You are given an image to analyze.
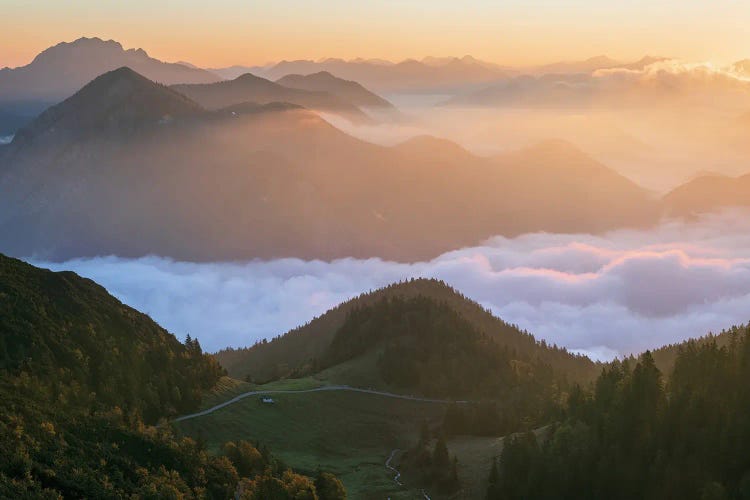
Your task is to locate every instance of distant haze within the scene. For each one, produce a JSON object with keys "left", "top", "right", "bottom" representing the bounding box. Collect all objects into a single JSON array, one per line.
[
  {"left": 2, "top": 2, "right": 750, "bottom": 68},
  {"left": 30, "top": 209, "right": 750, "bottom": 361}
]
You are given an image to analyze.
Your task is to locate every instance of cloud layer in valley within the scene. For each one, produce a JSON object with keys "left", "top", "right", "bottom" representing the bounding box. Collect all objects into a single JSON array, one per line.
[{"left": 31, "top": 210, "right": 750, "bottom": 361}]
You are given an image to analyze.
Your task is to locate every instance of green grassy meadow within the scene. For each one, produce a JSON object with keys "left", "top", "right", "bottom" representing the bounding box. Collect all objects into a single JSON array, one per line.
[{"left": 174, "top": 377, "right": 450, "bottom": 498}]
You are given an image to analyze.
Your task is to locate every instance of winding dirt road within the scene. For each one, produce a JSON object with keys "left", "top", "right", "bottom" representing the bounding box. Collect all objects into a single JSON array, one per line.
[{"left": 173, "top": 385, "right": 468, "bottom": 423}]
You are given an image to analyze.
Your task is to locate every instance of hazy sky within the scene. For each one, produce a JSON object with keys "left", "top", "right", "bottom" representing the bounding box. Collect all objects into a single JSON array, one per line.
[{"left": 2, "top": 0, "right": 749, "bottom": 68}]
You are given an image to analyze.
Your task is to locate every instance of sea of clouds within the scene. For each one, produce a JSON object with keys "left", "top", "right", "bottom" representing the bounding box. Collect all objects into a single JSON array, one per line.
[{"left": 31, "top": 210, "right": 750, "bottom": 361}]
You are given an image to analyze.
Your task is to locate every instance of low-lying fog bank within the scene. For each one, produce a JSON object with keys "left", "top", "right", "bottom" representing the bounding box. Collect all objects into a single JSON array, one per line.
[{"left": 30, "top": 209, "right": 750, "bottom": 361}]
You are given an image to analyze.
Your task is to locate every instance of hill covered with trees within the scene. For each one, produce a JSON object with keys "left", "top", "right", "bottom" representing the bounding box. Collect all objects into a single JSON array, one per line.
[
  {"left": 488, "top": 324, "right": 750, "bottom": 499},
  {"left": 0, "top": 254, "right": 345, "bottom": 498},
  {"left": 215, "top": 279, "right": 598, "bottom": 386},
  {"left": 0, "top": 253, "right": 224, "bottom": 423},
  {"left": 216, "top": 279, "right": 598, "bottom": 435}
]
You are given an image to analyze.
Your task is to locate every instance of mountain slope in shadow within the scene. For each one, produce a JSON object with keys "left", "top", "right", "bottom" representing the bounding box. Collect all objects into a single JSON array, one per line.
[
  {"left": 172, "top": 72, "right": 371, "bottom": 122},
  {"left": 0, "top": 68, "right": 661, "bottom": 262}
]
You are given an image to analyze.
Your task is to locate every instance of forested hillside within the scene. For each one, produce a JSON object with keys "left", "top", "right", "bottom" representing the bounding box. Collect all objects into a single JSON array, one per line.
[
  {"left": 0, "top": 254, "right": 345, "bottom": 498},
  {"left": 327, "top": 295, "right": 568, "bottom": 431},
  {"left": 488, "top": 325, "right": 750, "bottom": 499},
  {"left": 215, "top": 280, "right": 599, "bottom": 438},
  {"left": 215, "top": 279, "right": 598, "bottom": 385},
  {"left": 0, "top": 253, "right": 224, "bottom": 422}
]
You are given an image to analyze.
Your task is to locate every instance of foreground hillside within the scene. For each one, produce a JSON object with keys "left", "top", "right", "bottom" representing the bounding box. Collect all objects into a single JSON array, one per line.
[
  {"left": 200, "top": 285, "right": 750, "bottom": 499},
  {"left": 0, "top": 68, "right": 661, "bottom": 262},
  {"left": 490, "top": 325, "right": 750, "bottom": 499},
  {"left": 0, "top": 253, "right": 345, "bottom": 498},
  {"left": 175, "top": 377, "right": 450, "bottom": 499},
  {"left": 0, "top": 252, "right": 224, "bottom": 422}
]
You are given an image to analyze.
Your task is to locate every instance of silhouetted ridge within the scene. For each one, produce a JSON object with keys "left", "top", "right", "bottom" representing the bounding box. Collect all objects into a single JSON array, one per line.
[
  {"left": 0, "top": 36, "right": 220, "bottom": 109},
  {"left": 14, "top": 67, "right": 202, "bottom": 144},
  {"left": 218, "top": 101, "right": 304, "bottom": 115},
  {"left": 276, "top": 71, "right": 394, "bottom": 108},
  {"left": 662, "top": 173, "right": 750, "bottom": 215},
  {"left": 172, "top": 72, "right": 370, "bottom": 121},
  {"left": 30, "top": 37, "right": 126, "bottom": 66}
]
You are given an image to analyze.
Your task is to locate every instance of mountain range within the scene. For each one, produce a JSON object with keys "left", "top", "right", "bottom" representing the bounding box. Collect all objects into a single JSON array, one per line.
[
  {"left": 3, "top": 33, "right": 750, "bottom": 500},
  {"left": 0, "top": 37, "right": 219, "bottom": 103},
  {"left": 212, "top": 55, "right": 673, "bottom": 94},
  {"left": 0, "top": 37, "right": 220, "bottom": 133},
  {"left": 0, "top": 67, "right": 663, "bottom": 262},
  {"left": 275, "top": 71, "right": 395, "bottom": 110},
  {"left": 0, "top": 37, "right": 400, "bottom": 135},
  {"left": 171, "top": 72, "right": 373, "bottom": 122}
]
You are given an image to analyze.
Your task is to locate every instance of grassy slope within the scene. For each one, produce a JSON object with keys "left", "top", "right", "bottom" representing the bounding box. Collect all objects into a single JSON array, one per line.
[
  {"left": 177, "top": 375, "right": 547, "bottom": 498},
  {"left": 174, "top": 377, "right": 449, "bottom": 499}
]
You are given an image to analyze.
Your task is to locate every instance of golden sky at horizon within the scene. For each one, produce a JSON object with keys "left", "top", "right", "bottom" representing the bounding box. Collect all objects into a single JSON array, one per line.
[{"left": 2, "top": 0, "right": 749, "bottom": 69}]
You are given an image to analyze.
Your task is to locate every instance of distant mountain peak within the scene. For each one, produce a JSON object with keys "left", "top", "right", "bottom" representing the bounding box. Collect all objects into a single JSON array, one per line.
[
  {"left": 71, "top": 36, "right": 122, "bottom": 47},
  {"left": 30, "top": 36, "right": 127, "bottom": 65},
  {"left": 0, "top": 37, "right": 220, "bottom": 103},
  {"left": 274, "top": 71, "right": 394, "bottom": 109},
  {"left": 75, "top": 66, "right": 187, "bottom": 99},
  {"left": 128, "top": 47, "right": 149, "bottom": 57},
  {"left": 14, "top": 67, "right": 202, "bottom": 144},
  {"left": 309, "top": 70, "right": 337, "bottom": 79},
  {"left": 235, "top": 72, "right": 265, "bottom": 81}
]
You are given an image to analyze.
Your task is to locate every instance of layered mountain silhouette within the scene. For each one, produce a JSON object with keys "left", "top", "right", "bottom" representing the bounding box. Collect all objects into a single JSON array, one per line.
[
  {"left": 0, "top": 68, "right": 663, "bottom": 262},
  {"left": 0, "top": 37, "right": 219, "bottom": 105},
  {"left": 275, "top": 71, "right": 394, "bottom": 109},
  {"left": 212, "top": 54, "right": 675, "bottom": 94},
  {"left": 663, "top": 173, "right": 750, "bottom": 216},
  {"left": 12, "top": 67, "right": 203, "bottom": 146},
  {"left": 249, "top": 56, "right": 508, "bottom": 92},
  {"left": 172, "top": 72, "right": 371, "bottom": 122},
  {"left": 0, "top": 37, "right": 220, "bottom": 136},
  {"left": 208, "top": 64, "right": 270, "bottom": 80}
]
